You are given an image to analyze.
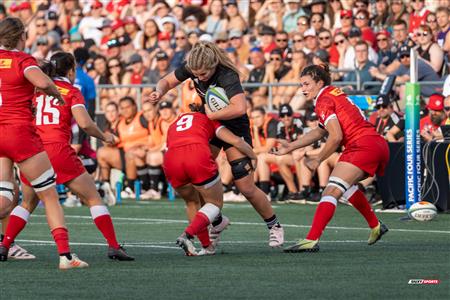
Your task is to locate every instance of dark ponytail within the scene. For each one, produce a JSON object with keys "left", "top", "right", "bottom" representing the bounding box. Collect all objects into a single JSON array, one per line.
[
  {"left": 40, "top": 51, "right": 76, "bottom": 78},
  {"left": 301, "top": 64, "right": 331, "bottom": 86}
]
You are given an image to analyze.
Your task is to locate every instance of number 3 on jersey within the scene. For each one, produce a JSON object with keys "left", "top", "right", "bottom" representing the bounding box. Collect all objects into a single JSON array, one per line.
[{"left": 35, "top": 95, "right": 60, "bottom": 125}]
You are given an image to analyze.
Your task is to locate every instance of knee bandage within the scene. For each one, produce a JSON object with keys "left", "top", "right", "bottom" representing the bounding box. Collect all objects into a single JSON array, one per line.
[
  {"left": 327, "top": 176, "right": 350, "bottom": 194},
  {"left": 230, "top": 157, "right": 253, "bottom": 180},
  {"left": 342, "top": 185, "right": 358, "bottom": 199},
  {"left": 0, "top": 181, "right": 14, "bottom": 202},
  {"left": 31, "top": 168, "right": 56, "bottom": 192}
]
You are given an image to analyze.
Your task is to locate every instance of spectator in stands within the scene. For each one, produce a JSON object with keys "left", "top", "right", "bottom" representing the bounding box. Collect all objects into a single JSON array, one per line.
[
  {"left": 317, "top": 28, "right": 333, "bottom": 52},
  {"left": 372, "top": 0, "right": 389, "bottom": 32},
  {"left": 68, "top": 8, "right": 83, "bottom": 36},
  {"left": 32, "top": 36, "right": 51, "bottom": 60},
  {"left": 226, "top": 47, "right": 249, "bottom": 81},
  {"left": 436, "top": 7, "right": 450, "bottom": 52},
  {"left": 249, "top": 0, "right": 264, "bottom": 28},
  {"left": 255, "top": 0, "right": 285, "bottom": 31},
  {"left": 275, "top": 31, "right": 290, "bottom": 57},
  {"left": 260, "top": 49, "right": 292, "bottom": 107},
  {"left": 310, "top": 13, "right": 325, "bottom": 34},
  {"left": 420, "top": 94, "right": 447, "bottom": 142},
  {"left": 409, "top": 0, "right": 430, "bottom": 34},
  {"left": 343, "top": 41, "right": 376, "bottom": 91},
  {"left": 144, "top": 51, "right": 173, "bottom": 84},
  {"left": 0, "top": 4, "right": 6, "bottom": 22},
  {"left": 171, "top": 29, "right": 190, "bottom": 69},
  {"left": 124, "top": 16, "right": 141, "bottom": 45},
  {"left": 343, "top": 27, "right": 378, "bottom": 71},
  {"left": 259, "top": 25, "right": 278, "bottom": 57},
  {"left": 338, "top": 9, "right": 353, "bottom": 36},
  {"left": 61, "top": 34, "right": 72, "bottom": 53},
  {"left": 283, "top": 0, "right": 305, "bottom": 33},
  {"left": 268, "top": 104, "right": 304, "bottom": 202},
  {"left": 229, "top": 30, "right": 249, "bottom": 64},
  {"left": 74, "top": 47, "right": 97, "bottom": 119},
  {"left": 303, "top": 28, "right": 319, "bottom": 54},
  {"left": 375, "top": 30, "right": 396, "bottom": 68},
  {"left": 426, "top": 12, "right": 439, "bottom": 40},
  {"left": 444, "top": 96, "right": 450, "bottom": 124},
  {"left": 353, "top": 0, "right": 369, "bottom": 12},
  {"left": 291, "top": 32, "right": 305, "bottom": 52},
  {"left": 387, "top": 0, "right": 409, "bottom": 28},
  {"left": 328, "top": 0, "right": 343, "bottom": 32},
  {"left": 307, "top": 0, "right": 331, "bottom": 29},
  {"left": 225, "top": 0, "right": 247, "bottom": 32},
  {"left": 296, "top": 15, "right": 310, "bottom": 37},
  {"left": 201, "top": 0, "right": 227, "bottom": 39},
  {"left": 354, "top": 9, "right": 376, "bottom": 49},
  {"left": 78, "top": 1, "right": 105, "bottom": 46},
  {"left": 246, "top": 47, "right": 267, "bottom": 101},
  {"left": 250, "top": 107, "right": 279, "bottom": 198},
  {"left": 46, "top": 11, "right": 63, "bottom": 40},
  {"left": 137, "top": 19, "right": 160, "bottom": 51},
  {"left": 416, "top": 24, "right": 444, "bottom": 75},
  {"left": 28, "top": 17, "right": 48, "bottom": 53},
  {"left": 214, "top": 31, "right": 229, "bottom": 50},
  {"left": 373, "top": 95, "right": 403, "bottom": 139}
]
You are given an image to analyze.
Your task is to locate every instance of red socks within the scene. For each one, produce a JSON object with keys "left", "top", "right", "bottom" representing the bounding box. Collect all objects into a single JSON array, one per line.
[
  {"left": 51, "top": 227, "right": 70, "bottom": 254},
  {"left": 90, "top": 206, "right": 120, "bottom": 249},
  {"left": 186, "top": 211, "right": 210, "bottom": 246},
  {"left": 306, "top": 196, "right": 337, "bottom": 241},
  {"left": 1, "top": 206, "right": 30, "bottom": 249},
  {"left": 348, "top": 189, "right": 379, "bottom": 228}
]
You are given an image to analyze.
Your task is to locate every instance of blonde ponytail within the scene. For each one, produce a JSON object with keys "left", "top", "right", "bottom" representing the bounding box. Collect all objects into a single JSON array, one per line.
[{"left": 186, "top": 41, "right": 241, "bottom": 77}]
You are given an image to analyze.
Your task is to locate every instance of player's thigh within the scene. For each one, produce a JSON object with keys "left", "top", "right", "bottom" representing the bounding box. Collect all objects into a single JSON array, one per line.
[
  {"left": 195, "top": 180, "right": 223, "bottom": 209},
  {"left": 66, "top": 172, "right": 102, "bottom": 206},
  {"left": 323, "top": 161, "right": 366, "bottom": 199},
  {"left": 146, "top": 150, "right": 163, "bottom": 165},
  {"left": 98, "top": 147, "right": 122, "bottom": 169},
  {"left": 18, "top": 151, "right": 54, "bottom": 182}
]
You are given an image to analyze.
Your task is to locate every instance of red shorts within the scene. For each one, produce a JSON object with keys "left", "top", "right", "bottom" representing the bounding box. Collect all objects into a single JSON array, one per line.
[
  {"left": 21, "top": 143, "right": 85, "bottom": 186},
  {"left": 0, "top": 124, "right": 44, "bottom": 163},
  {"left": 339, "top": 135, "right": 389, "bottom": 177},
  {"left": 163, "top": 144, "right": 218, "bottom": 188}
]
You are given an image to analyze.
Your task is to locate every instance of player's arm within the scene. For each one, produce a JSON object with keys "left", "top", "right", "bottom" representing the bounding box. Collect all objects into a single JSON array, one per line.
[
  {"left": 145, "top": 71, "right": 182, "bottom": 104},
  {"left": 24, "top": 68, "right": 65, "bottom": 105},
  {"left": 206, "top": 92, "right": 247, "bottom": 121},
  {"left": 72, "top": 106, "right": 117, "bottom": 145},
  {"left": 216, "top": 127, "right": 257, "bottom": 162},
  {"left": 316, "top": 118, "right": 343, "bottom": 163},
  {"left": 273, "top": 126, "right": 327, "bottom": 155}
]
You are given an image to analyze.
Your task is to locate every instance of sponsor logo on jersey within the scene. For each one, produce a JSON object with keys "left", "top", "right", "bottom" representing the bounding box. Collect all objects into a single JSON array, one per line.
[
  {"left": 0, "top": 59, "right": 12, "bottom": 69},
  {"left": 56, "top": 85, "right": 70, "bottom": 96}
]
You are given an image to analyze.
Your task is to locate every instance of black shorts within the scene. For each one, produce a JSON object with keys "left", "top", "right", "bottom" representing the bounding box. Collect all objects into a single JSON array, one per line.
[{"left": 210, "top": 116, "right": 252, "bottom": 151}]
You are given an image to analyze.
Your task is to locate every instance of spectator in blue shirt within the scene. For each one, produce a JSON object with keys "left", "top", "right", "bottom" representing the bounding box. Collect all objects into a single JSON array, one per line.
[
  {"left": 343, "top": 41, "right": 377, "bottom": 93},
  {"left": 74, "top": 47, "right": 97, "bottom": 119}
]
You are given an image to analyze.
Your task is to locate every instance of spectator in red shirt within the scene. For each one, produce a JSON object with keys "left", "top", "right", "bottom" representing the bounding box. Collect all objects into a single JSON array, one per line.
[
  {"left": 409, "top": 0, "right": 430, "bottom": 34},
  {"left": 420, "top": 94, "right": 447, "bottom": 141},
  {"left": 354, "top": 9, "right": 376, "bottom": 49}
]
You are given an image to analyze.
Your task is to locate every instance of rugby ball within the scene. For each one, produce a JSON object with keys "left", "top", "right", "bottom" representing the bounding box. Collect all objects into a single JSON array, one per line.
[
  {"left": 408, "top": 201, "right": 437, "bottom": 221},
  {"left": 205, "top": 86, "right": 230, "bottom": 112}
]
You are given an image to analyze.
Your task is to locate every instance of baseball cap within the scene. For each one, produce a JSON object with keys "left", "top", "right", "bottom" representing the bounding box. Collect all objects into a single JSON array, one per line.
[
  {"left": 36, "top": 36, "right": 49, "bottom": 46},
  {"left": 340, "top": 9, "right": 353, "bottom": 18},
  {"left": 427, "top": 94, "right": 444, "bottom": 111},
  {"left": 111, "top": 20, "right": 124, "bottom": 31},
  {"left": 376, "top": 29, "right": 390, "bottom": 38},
  {"left": 229, "top": 29, "right": 243, "bottom": 39},
  {"left": 159, "top": 101, "right": 173, "bottom": 110},
  {"left": 215, "top": 31, "right": 229, "bottom": 42},
  {"left": 284, "top": 0, "right": 300, "bottom": 3},
  {"left": 313, "top": 49, "right": 329, "bottom": 63},
  {"left": 375, "top": 95, "right": 390, "bottom": 108},
  {"left": 185, "top": 15, "right": 198, "bottom": 22},
  {"left": 47, "top": 11, "right": 58, "bottom": 20},
  {"left": 279, "top": 104, "right": 294, "bottom": 117},
  {"left": 107, "top": 38, "right": 121, "bottom": 48},
  {"left": 155, "top": 51, "right": 169, "bottom": 61},
  {"left": 124, "top": 16, "right": 138, "bottom": 25},
  {"left": 91, "top": 1, "right": 103, "bottom": 9},
  {"left": 348, "top": 27, "right": 362, "bottom": 38},
  {"left": 259, "top": 25, "right": 276, "bottom": 36},
  {"left": 304, "top": 28, "right": 316, "bottom": 38},
  {"left": 225, "top": 0, "right": 238, "bottom": 6},
  {"left": 306, "top": 111, "right": 318, "bottom": 121},
  {"left": 128, "top": 53, "right": 143, "bottom": 65},
  {"left": 158, "top": 32, "right": 171, "bottom": 41},
  {"left": 70, "top": 32, "right": 83, "bottom": 43},
  {"left": 98, "top": 19, "right": 112, "bottom": 30},
  {"left": 397, "top": 45, "right": 411, "bottom": 58}
]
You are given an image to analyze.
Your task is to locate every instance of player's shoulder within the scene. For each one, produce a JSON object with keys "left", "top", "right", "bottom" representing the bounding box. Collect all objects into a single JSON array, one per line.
[{"left": 54, "top": 79, "right": 79, "bottom": 97}]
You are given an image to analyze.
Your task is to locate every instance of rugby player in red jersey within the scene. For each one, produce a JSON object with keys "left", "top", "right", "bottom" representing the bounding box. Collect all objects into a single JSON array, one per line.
[
  {"left": 0, "top": 17, "right": 87, "bottom": 269},
  {"left": 18, "top": 52, "right": 133, "bottom": 261},
  {"left": 164, "top": 104, "right": 256, "bottom": 256},
  {"left": 274, "top": 64, "right": 390, "bottom": 252}
]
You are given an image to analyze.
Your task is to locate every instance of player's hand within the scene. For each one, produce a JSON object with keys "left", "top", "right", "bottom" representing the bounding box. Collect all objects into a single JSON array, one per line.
[
  {"left": 103, "top": 132, "right": 118, "bottom": 146},
  {"left": 54, "top": 93, "right": 65, "bottom": 106},
  {"left": 144, "top": 90, "right": 162, "bottom": 104},
  {"left": 271, "top": 139, "right": 291, "bottom": 156},
  {"left": 204, "top": 104, "right": 216, "bottom": 120},
  {"left": 304, "top": 156, "right": 320, "bottom": 173}
]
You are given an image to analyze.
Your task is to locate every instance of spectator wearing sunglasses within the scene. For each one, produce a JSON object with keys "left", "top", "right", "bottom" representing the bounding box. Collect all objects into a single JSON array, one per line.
[
  {"left": 372, "top": 95, "right": 403, "bottom": 140},
  {"left": 354, "top": 9, "right": 376, "bottom": 49},
  {"left": 416, "top": 24, "right": 444, "bottom": 74},
  {"left": 420, "top": 94, "right": 447, "bottom": 142},
  {"left": 282, "top": 0, "right": 306, "bottom": 33},
  {"left": 375, "top": 30, "right": 395, "bottom": 68}
]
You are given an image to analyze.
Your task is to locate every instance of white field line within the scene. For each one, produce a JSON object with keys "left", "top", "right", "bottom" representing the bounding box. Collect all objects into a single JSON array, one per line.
[
  {"left": 32, "top": 214, "right": 450, "bottom": 234},
  {"left": 15, "top": 239, "right": 367, "bottom": 249}
]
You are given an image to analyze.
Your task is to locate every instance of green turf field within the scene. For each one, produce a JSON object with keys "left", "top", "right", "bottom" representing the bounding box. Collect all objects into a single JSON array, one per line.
[{"left": 0, "top": 199, "right": 449, "bottom": 299}]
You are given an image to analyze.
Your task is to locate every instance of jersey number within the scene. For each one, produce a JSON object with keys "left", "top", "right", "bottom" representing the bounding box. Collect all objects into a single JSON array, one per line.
[
  {"left": 176, "top": 115, "right": 193, "bottom": 132},
  {"left": 36, "top": 95, "right": 60, "bottom": 125}
]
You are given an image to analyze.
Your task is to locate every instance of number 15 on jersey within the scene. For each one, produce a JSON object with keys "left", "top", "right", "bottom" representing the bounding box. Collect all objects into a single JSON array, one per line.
[{"left": 35, "top": 95, "right": 60, "bottom": 125}]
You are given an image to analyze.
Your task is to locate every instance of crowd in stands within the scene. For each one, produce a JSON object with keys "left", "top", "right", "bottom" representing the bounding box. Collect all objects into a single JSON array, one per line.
[{"left": 2, "top": 0, "right": 450, "bottom": 203}]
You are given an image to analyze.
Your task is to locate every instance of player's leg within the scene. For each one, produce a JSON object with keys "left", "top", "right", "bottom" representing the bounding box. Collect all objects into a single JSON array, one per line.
[
  {"left": 284, "top": 162, "right": 365, "bottom": 253},
  {"left": 2, "top": 152, "right": 88, "bottom": 268},
  {"left": 225, "top": 147, "right": 284, "bottom": 247},
  {"left": 143, "top": 150, "right": 164, "bottom": 200},
  {"left": 66, "top": 172, "right": 134, "bottom": 260},
  {"left": 97, "top": 146, "right": 122, "bottom": 204},
  {"left": 0, "top": 160, "right": 35, "bottom": 260}
]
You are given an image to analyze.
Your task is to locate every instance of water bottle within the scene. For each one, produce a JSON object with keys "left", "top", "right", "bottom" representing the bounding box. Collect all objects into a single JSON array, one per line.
[
  {"left": 134, "top": 180, "right": 141, "bottom": 201},
  {"left": 167, "top": 183, "right": 175, "bottom": 201},
  {"left": 115, "top": 181, "right": 122, "bottom": 204}
]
